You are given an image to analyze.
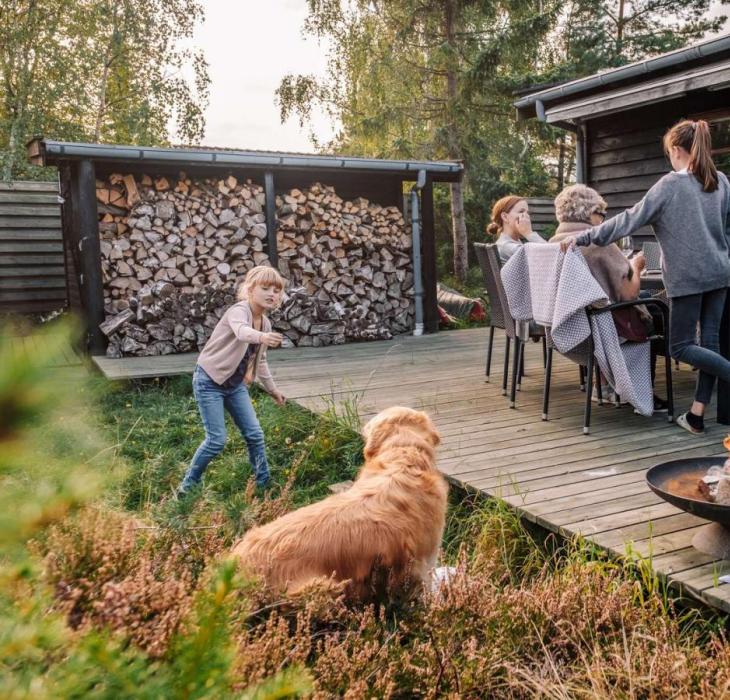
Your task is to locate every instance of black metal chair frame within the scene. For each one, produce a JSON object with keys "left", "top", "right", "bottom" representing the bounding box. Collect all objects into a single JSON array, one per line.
[
  {"left": 474, "top": 242, "right": 546, "bottom": 405},
  {"left": 540, "top": 297, "right": 674, "bottom": 435}
]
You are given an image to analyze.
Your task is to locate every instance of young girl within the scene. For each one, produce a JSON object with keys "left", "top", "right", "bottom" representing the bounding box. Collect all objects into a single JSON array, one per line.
[
  {"left": 487, "top": 195, "right": 545, "bottom": 264},
  {"left": 178, "top": 265, "right": 287, "bottom": 495},
  {"left": 560, "top": 120, "right": 730, "bottom": 434}
]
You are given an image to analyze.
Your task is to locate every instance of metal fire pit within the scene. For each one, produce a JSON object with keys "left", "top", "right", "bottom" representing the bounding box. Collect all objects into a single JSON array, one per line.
[{"left": 646, "top": 457, "right": 730, "bottom": 559}]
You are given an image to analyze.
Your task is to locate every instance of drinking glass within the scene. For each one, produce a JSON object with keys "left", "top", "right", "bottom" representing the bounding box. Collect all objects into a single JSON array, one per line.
[{"left": 618, "top": 236, "right": 633, "bottom": 255}]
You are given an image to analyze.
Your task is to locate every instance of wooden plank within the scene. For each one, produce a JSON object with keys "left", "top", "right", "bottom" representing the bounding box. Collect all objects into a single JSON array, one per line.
[
  {"left": 1, "top": 266, "right": 65, "bottom": 277},
  {"left": 0, "top": 204, "right": 62, "bottom": 217},
  {"left": 0, "top": 289, "right": 67, "bottom": 301},
  {"left": 591, "top": 142, "right": 664, "bottom": 167},
  {"left": 592, "top": 173, "right": 664, "bottom": 194},
  {"left": 0, "top": 242, "right": 63, "bottom": 253},
  {"left": 0, "top": 277, "right": 67, "bottom": 289},
  {"left": 0, "top": 181, "right": 58, "bottom": 192},
  {"left": 0, "top": 229, "right": 62, "bottom": 241},
  {"left": 0, "top": 298, "right": 67, "bottom": 313},
  {"left": 0, "top": 192, "right": 60, "bottom": 204},
  {"left": 590, "top": 157, "right": 668, "bottom": 182},
  {"left": 0, "top": 216, "right": 62, "bottom": 228},
  {"left": 0, "top": 254, "right": 67, "bottom": 266}
]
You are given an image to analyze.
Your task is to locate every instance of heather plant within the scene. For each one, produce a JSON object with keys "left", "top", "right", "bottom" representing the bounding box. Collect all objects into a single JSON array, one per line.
[{"left": 6, "top": 321, "right": 730, "bottom": 698}]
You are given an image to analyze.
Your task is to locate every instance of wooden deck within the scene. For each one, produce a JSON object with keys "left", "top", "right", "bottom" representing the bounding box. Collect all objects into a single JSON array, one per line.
[
  {"left": 95, "top": 328, "right": 730, "bottom": 613},
  {"left": 3, "top": 330, "right": 83, "bottom": 368}
]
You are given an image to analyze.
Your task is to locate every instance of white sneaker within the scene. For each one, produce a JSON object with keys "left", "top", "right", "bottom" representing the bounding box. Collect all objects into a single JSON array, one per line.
[
  {"left": 591, "top": 385, "right": 611, "bottom": 403},
  {"left": 592, "top": 386, "right": 624, "bottom": 404}
]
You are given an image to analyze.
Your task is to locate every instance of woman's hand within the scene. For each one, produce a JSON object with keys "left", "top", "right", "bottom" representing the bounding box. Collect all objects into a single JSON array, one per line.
[
  {"left": 260, "top": 332, "right": 283, "bottom": 348},
  {"left": 516, "top": 212, "right": 532, "bottom": 239},
  {"left": 632, "top": 250, "right": 646, "bottom": 273},
  {"left": 559, "top": 235, "right": 578, "bottom": 253},
  {"left": 271, "top": 391, "right": 286, "bottom": 406}
]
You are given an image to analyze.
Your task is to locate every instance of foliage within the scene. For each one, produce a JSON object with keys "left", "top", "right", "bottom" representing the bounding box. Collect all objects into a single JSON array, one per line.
[
  {"left": 543, "top": 0, "right": 726, "bottom": 82},
  {"left": 280, "top": 0, "right": 726, "bottom": 280},
  {"left": 0, "top": 0, "right": 210, "bottom": 181},
  {"left": 5, "top": 322, "right": 730, "bottom": 697},
  {"left": 278, "top": 0, "right": 557, "bottom": 281}
]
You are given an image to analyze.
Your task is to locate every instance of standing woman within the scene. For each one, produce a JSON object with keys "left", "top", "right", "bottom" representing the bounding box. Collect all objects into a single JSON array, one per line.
[
  {"left": 559, "top": 120, "right": 730, "bottom": 434},
  {"left": 488, "top": 196, "right": 545, "bottom": 264}
]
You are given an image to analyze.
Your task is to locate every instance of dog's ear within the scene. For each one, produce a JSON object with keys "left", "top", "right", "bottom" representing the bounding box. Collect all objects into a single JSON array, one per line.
[
  {"left": 364, "top": 420, "right": 391, "bottom": 460},
  {"left": 412, "top": 410, "right": 440, "bottom": 447}
]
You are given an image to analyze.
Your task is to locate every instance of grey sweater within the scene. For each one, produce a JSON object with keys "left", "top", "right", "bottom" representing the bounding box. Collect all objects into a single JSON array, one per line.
[
  {"left": 496, "top": 230, "right": 544, "bottom": 264},
  {"left": 197, "top": 301, "right": 278, "bottom": 392},
  {"left": 575, "top": 170, "right": 730, "bottom": 298}
]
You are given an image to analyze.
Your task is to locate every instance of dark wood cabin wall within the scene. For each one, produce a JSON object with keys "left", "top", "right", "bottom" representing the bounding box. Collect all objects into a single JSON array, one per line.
[
  {"left": 587, "top": 90, "right": 730, "bottom": 243},
  {"left": 0, "top": 181, "right": 67, "bottom": 314}
]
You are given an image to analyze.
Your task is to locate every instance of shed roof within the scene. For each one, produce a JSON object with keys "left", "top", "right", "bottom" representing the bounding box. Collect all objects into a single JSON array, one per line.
[
  {"left": 28, "top": 139, "right": 463, "bottom": 182},
  {"left": 515, "top": 33, "right": 730, "bottom": 123}
]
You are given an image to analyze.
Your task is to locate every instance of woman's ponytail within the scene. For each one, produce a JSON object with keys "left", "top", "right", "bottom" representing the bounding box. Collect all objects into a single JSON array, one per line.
[
  {"left": 664, "top": 119, "right": 718, "bottom": 193},
  {"left": 689, "top": 120, "right": 718, "bottom": 193},
  {"left": 486, "top": 221, "right": 501, "bottom": 237}
]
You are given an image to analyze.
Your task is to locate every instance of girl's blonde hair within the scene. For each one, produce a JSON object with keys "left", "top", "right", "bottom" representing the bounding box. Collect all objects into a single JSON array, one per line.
[
  {"left": 237, "top": 265, "right": 286, "bottom": 305},
  {"left": 486, "top": 195, "right": 526, "bottom": 237},
  {"left": 663, "top": 119, "right": 718, "bottom": 192}
]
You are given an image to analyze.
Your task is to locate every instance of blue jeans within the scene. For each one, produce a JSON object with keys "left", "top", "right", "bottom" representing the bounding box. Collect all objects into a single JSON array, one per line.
[
  {"left": 179, "top": 366, "right": 270, "bottom": 492},
  {"left": 670, "top": 288, "right": 730, "bottom": 406}
]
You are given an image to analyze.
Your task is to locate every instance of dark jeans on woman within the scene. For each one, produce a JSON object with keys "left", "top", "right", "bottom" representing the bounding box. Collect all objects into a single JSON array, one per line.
[
  {"left": 179, "top": 365, "right": 270, "bottom": 493},
  {"left": 669, "top": 287, "right": 730, "bottom": 406}
]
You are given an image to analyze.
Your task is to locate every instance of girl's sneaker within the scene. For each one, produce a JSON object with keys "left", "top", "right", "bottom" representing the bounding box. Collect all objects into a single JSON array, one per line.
[{"left": 677, "top": 412, "right": 705, "bottom": 435}]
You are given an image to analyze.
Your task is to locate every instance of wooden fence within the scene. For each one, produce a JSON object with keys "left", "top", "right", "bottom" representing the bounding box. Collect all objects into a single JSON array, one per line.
[
  {"left": 0, "top": 181, "right": 67, "bottom": 314},
  {"left": 526, "top": 197, "right": 556, "bottom": 235}
]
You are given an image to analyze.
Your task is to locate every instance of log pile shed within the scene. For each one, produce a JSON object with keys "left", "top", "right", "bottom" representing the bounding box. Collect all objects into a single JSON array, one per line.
[{"left": 28, "top": 140, "right": 462, "bottom": 355}]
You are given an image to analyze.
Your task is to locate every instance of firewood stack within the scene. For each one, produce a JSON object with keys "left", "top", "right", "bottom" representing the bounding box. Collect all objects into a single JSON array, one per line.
[
  {"left": 273, "top": 183, "right": 414, "bottom": 345},
  {"left": 96, "top": 174, "right": 414, "bottom": 357}
]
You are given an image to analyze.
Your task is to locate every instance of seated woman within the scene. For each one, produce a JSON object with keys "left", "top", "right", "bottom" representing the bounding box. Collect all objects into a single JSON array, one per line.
[
  {"left": 488, "top": 196, "right": 545, "bottom": 264},
  {"left": 550, "top": 185, "right": 644, "bottom": 302},
  {"left": 549, "top": 184, "right": 667, "bottom": 412}
]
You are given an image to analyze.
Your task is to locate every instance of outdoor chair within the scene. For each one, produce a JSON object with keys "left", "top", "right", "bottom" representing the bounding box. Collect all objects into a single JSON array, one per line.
[
  {"left": 473, "top": 242, "right": 546, "bottom": 407},
  {"left": 541, "top": 297, "right": 674, "bottom": 434}
]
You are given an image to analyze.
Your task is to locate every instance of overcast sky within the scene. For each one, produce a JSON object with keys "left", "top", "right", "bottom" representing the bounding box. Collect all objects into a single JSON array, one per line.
[
  {"left": 194, "top": 0, "right": 730, "bottom": 154},
  {"left": 194, "top": 0, "right": 335, "bottom": 152}
]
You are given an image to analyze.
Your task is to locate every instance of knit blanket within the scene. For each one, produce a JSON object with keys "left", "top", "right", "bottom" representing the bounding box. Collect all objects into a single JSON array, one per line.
[{"left": 501, "top": 244, "right": 653, "bottom": 416}]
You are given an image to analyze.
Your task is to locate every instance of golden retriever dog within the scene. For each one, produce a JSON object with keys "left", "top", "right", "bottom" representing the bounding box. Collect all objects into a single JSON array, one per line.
[{"left": 232, "top": 406, "right": 448, "bottom": 601}]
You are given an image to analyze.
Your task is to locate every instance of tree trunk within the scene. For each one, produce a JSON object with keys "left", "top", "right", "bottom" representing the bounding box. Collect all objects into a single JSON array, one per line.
[
  {"left": 615, "top": 0, "right": 626, "bottom": 57},
  {"left": 450, "top": 181, "right": 468, "bottom": 281},
  {"left": 2, "top": 106, "right": 24, "bottom": 181},
  {"left": 93, "top": 59, "right": 111, "bottom": 142},
  {"left": 443, "top": 0, "right": 468, "bottom": 283}
]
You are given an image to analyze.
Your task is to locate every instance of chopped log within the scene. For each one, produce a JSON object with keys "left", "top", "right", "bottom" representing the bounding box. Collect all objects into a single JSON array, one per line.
[{"left": 99, "top": 176, "right": 414, "bottom": 356}]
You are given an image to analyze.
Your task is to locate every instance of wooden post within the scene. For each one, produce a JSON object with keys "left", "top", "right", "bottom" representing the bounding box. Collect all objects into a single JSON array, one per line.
[
  {"left": 718, "top": 295, "right": 730, "bottom": 424},
  {"left": 264, "top": 171, "right": 279, "bottom": 267},
  {"left": 420, "top": 177, "right": 438, "bottom": 333},
  {"left": 59, "top": 165, "right": 80, "bottom": 311},
  {"left": 72, "top": 159, "right": 106, "bottom": 355}
]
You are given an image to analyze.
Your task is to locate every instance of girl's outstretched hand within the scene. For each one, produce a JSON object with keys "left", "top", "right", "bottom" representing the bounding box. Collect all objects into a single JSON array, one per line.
[
  {"left": 271, "top": 391, "right": 286, "bottom": 406},
  {"left": 261, "top": 332, "right": 283, "bottom": 348}
]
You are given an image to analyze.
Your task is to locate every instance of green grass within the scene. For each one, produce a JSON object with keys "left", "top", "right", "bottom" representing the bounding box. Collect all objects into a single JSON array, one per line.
[
  {"left": 7, "top": 323, "right": 730, "bottom": 698},
  {"left": 96, "top": 376, "right": 363, "bottom": 531}
]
